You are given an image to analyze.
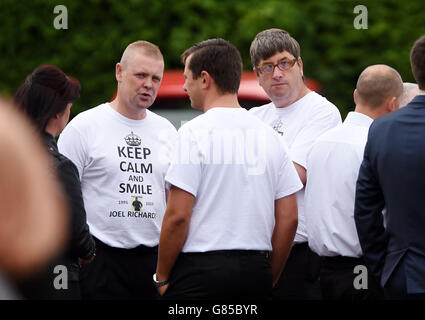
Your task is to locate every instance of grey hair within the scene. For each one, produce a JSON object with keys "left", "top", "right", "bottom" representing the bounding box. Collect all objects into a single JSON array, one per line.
[{"left": 250, "top": 28, "right": 301, "bottom": 69}]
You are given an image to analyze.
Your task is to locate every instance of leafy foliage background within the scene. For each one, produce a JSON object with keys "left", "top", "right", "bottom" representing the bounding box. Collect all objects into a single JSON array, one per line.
[{"left": 1, "top": 0, "right": 424, "bottom": 119}]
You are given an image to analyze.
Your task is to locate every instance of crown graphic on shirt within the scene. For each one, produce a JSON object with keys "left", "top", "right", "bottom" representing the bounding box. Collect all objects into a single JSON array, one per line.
[
  {"left": 124, "top": 131, "right": 141, "bottom": 146},
  {"left": 273, "top": 120, "right": 284, "bottom": 136}
]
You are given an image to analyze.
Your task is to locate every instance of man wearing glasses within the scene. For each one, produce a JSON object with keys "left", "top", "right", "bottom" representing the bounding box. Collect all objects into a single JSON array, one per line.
[{"left": 249, "top": 28, "right": 342, "bottom": 300}]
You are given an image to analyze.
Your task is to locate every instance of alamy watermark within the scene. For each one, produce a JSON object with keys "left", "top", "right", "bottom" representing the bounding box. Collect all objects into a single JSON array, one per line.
[
  {"left": 52, "top": 4, "right": 368, "bottom": 31},
  {"left": 353, "top": 264, "right": 368, "bottom": 290},
  {"left": 53, "top": 5, "right": 68, "bottom": 30},
  {"left": 53, "top": 265, "right": 68, "bottom": 290},
  {"left": 161, "top": 128, "right": 268, "bottom": 176},
  {"left": 353, "top": 5, "right": 368, "bottom": 30}
]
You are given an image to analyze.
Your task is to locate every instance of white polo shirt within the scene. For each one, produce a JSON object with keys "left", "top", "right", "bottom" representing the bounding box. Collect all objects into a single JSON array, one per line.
[
  {"left": 165, "top": 107, "right": 303, "bottom": 253},
  {"left": 250, "top": 91, "right": 342, "bottom": 243},
  {"left": 304, "top": 111, "right": 373, "bottom": 257}
]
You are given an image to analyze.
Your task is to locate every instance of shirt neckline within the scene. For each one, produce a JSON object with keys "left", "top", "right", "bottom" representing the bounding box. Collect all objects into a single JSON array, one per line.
[{"left": 104, "top": 103, "right": 150, "bottom": 126}]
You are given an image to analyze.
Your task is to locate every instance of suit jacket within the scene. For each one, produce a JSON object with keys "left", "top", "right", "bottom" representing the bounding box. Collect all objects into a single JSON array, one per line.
[{"left": 355, "top": 94, "right": 425, "bottom": 296}]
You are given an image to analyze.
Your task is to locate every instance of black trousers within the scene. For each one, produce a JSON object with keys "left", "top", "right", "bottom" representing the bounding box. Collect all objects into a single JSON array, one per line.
[
  {"left": 79, "top": 237, "right": 158, "bottom": 300},
  {"left": 162, "top": 250, "right": 272, "bottom": 300},
  {"left": 320, "top": 255, "right": 384, "bottom": 300},
  {"left": 16, "top": 270, "right": 81, "bottom": 300},
  {"left": 15, "top": 254, "right": 82, "bottom": 300},
  {"left": 272, "top": 242, "right": 322, "bottom": 300}
]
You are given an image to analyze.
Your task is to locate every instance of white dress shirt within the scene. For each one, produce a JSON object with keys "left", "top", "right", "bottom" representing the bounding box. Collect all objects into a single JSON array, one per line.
[{"left": 304, "top": 111, "right": 373, "bottom": 257}]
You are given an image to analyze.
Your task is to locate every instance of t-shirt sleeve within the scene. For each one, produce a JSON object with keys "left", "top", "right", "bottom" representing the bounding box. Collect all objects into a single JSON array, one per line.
[
  {"left": 158, "top": 125, "right": 179, "bottom": 191},
  {"left": 165, "top": 126, "right": 202, "bottom": 197},
  {"left": 290, "top": 104, "right": 341, "bottom": 169},
  {"left": 275, "top": 139, "right": 304, "bottom": 200},
  {"left": 58, "top": 124, "right": 87, "bottom": 180}
]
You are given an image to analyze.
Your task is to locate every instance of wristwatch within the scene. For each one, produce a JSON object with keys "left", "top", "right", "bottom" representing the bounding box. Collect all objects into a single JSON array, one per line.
[{"left": 153, "top": 273, "right": 169, "bottom": 288}]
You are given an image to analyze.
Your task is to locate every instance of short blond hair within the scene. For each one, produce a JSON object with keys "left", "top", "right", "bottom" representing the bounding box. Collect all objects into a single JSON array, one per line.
[
  {"left": 356, "top": 64, "right": 403, "bottom": 108},
  {"left": 120, "top": 40, "right": 163, "bottom": 69}
]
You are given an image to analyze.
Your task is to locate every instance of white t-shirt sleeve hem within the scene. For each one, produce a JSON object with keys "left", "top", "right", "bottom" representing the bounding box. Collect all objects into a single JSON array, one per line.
[
  {"left": 275, "top": 184, "right": 303, "bottom": 200},
  {"left": 292, "top": 159, "right": 306, "bottom": 170},
  {"left": 165, "top": 176, "right": 197, "bottom": 197}
]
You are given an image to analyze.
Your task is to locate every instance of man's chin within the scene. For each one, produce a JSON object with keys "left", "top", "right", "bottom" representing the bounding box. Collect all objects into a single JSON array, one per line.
[
  {"left": 270, "top": 87, "right": 289, "bottom": 96},
  {"left": 136, "top": 102, "right": 151, "bottom": 110}
]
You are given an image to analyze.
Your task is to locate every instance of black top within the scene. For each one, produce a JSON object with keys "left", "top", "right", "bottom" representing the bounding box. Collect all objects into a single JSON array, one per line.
[
  {"left": 16, "top": 133, "right": 96, "bottom": 299},
  {"left": 44, "top": 132, "right": 95, "bottom": 277}
]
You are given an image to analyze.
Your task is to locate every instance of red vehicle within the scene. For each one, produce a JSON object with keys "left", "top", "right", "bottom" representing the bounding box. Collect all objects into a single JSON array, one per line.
[
  {"left": 151, "top": 70, "right": 321, "bottom": 110},
  {"left": 112, "top": 70, "right": 321, "bottom": 128}
]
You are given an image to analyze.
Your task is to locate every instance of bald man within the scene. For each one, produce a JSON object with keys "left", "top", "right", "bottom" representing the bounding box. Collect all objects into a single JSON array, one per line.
[
  {"left": 304, "top": 65, "right": 403, "bottom": 300},
  {"left": 399, "top": 82, "right": 420, "bottom": 108},
  {"left": 58, "top": 41, "right": 177, "bottom": 300}
]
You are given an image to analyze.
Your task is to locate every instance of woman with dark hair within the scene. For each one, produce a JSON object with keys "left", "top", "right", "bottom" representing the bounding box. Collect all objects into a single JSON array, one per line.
[{"left": 13, "top": 65, "right": 96, "bottom": 299}]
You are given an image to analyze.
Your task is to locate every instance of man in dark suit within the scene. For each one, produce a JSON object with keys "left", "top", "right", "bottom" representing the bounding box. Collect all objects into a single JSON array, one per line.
[{"left": 354, "top": 34, "right": 425, "bottom": 299}]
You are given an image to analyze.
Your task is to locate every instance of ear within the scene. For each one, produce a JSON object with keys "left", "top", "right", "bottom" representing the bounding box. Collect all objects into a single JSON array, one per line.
[
  {"left": 116, "top": 63, "right": 122, "bottom": 82},
  {"left": 56, "top": 103, "right": 72, "bottom": 119},
  {"left": 387, "top": 96, "right": 398, "bottom": 111},
  {"left": 253, "top": 66, "right": 260, "bottom": 79},
  {"left": 200, "top": 71, "right": 210, "bottom": 89},
  {"left": 353, "top": 89, "right": 358, "bottom": 105},
  {"left": 297, "top": 57, "right": 304, "bottom": 78}
]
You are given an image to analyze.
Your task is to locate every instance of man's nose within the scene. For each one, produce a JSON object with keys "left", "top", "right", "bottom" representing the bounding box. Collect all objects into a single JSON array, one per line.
[
  {"left": 144, "top": 77, "right": 153, "bottom": 88},
  {"left": 272, "top": 65, "right": 284, "bottom": 79}
]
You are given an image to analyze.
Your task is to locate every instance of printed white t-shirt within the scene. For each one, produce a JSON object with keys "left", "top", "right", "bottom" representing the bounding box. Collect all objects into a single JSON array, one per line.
[
  {"left": 165, "top": 107, "right": 303, "bottom": 252},
  {"left": 250, "top": 91, "right": 342, "bottom": 243},
  {"left": 58, "top": 103, "right": 177, "bottom": 248}
]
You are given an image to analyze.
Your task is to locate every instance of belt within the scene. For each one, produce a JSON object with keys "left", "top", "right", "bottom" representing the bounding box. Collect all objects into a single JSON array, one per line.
[
  {"left": 182, "top": 250, "right": 270, "bottom": 258},
  {"left": 321, "top": 255, "right": 364, "bottom": 267},
  {"left": 94, "top": 237, "right": 158, "bottom": 254},
  {"left": 292, "top": 242, "right": 309, "bottom": 248}
]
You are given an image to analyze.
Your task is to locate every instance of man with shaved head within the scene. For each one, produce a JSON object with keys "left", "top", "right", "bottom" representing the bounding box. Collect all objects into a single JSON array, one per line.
[
  {"left": 304, "top": 64, "right": 403, "bottom": 300},
  {"left": 58, "top": 40, "right": 177, "bottom": 299},
  {"left": 355, "top": 35, "right": 425, "bottom": 299}
]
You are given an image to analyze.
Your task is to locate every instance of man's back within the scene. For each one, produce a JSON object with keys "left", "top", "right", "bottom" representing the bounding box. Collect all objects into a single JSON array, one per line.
[
  {"left": 305, "top": 112, "right": 372, "bottom": 257},
  {"left": 356, "top": 95, "right": 425, "bottom": 294},
  {"left": 362, "top": 96, "right": 425, "bottom": 221},
  {"left": 166, "top": 107, "right": 302, "bottom": 253}
]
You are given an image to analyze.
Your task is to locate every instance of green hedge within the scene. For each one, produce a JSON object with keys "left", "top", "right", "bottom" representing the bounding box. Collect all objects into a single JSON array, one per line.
[{"left": 1, "top": 0, "right": 424, "bottom": 119}]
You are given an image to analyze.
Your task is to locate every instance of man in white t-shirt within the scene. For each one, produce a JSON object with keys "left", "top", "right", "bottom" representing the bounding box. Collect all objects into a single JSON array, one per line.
[
  {"left": 58, "top": 41, "right": 177, "bottom": 299},
  {"left": 305, "top": 65, "right": 403, "bottom": 299},
  {"left": 154, "top": 38, "right": 302, "bottom": 299},
  {"left": 249, "top": 28, "right": 342, "bottom": 299}
]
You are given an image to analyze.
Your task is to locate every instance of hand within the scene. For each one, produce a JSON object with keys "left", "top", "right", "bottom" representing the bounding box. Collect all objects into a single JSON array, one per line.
[
  {"left": 79, "top": 253, "right": 96, "bottom": 265},
  {"left": 157, "top": 283, "right": 169, "bottom": 296}
]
